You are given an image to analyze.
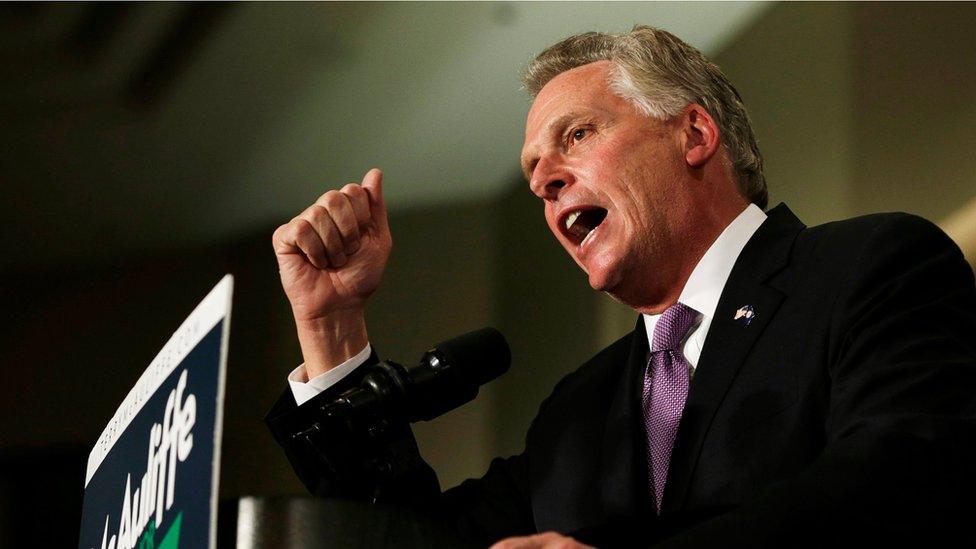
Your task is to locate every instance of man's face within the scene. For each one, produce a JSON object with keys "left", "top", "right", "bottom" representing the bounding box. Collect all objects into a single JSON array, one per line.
[{"left": 521, "top": 61, "right": 695, "bottom": 306}]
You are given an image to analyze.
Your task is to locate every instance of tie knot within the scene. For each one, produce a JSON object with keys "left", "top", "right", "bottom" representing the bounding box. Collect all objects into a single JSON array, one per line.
[{"left": 651, "top": 302, "right": 698, "bottom": 352}]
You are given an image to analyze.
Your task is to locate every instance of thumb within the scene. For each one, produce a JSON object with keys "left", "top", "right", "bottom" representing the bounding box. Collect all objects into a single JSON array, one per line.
[{"left": 361, "top": 168, "right": 389, "bottom": 232}]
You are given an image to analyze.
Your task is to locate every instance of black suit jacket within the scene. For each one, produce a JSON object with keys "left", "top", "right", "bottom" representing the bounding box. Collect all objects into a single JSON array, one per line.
[{"left": 267, "top": 204, "right": 976, "bottom": 546}]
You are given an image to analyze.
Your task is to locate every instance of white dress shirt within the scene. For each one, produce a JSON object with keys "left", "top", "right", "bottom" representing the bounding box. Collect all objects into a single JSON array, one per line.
[
  {"left": 287, "top": 343, "right": 372, "bottom": 405},
  {"left": 643, "top": 204, "right": 767, "bottom": 376},
  {"left": 288, "top": 204, "right": 767, "bottom": 405}
]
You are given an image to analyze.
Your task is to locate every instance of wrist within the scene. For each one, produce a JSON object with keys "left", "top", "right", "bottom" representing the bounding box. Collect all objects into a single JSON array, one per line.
[{"left": 295, "top": 309, "right": 368, "bottom": 379}]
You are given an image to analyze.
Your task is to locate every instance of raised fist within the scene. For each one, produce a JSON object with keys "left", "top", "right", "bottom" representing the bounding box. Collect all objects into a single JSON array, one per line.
[{"left": 273, "top": 168, "right": 391, "bottom": 323}]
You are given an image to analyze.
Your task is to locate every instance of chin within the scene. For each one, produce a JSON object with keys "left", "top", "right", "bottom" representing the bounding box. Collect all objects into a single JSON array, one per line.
[
  {"left": 584, "top": 259, "right": 624, "bottom": 293},
  {"left": 587, "top": 273, "right": 608, "bottom": 291}
]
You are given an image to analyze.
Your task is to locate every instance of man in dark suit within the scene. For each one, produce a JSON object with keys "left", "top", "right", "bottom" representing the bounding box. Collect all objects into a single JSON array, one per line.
[{"left": 267, "top": 26, "right": 976, "bottom": 547}]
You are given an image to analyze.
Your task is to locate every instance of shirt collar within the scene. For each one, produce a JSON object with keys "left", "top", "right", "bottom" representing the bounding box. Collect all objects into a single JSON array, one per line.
[{"left": 643, "top": 203, "right": 768, "bottom": 336}]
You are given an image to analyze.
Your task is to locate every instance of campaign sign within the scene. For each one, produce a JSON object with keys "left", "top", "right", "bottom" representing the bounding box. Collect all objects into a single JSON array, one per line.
[{"left": 79, "top": 276, "right": 233, "bottom": 549}]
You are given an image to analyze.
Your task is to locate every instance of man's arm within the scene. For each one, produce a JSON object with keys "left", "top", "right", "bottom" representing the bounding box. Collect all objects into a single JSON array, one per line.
[
  {"left": 266, "top": 169, "right": 535, "bottom": 539},
  {"left": 271, "top": 168, "right": 391, "bottom": 379},
  {"left": 267, "top": 344, "right": 443, "bottom": 502},
  {"left": 267, "top": 169, "right": 436, "bottom": 498},
  {"left": 267, "top": 347, "right": 536, "bottom": 542}
]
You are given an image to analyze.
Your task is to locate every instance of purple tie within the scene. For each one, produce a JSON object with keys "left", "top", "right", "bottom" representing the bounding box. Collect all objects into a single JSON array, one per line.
[{"left": 642, "top": 302, "right": 697, "bottom": 512}]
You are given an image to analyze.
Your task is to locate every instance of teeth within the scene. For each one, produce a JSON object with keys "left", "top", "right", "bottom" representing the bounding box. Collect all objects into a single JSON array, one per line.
[
  {"left": 565, "top": 211, "right": 581, "bottom": 231},
  {"left": 581, "top": 226, "right": 597, "bottom": 247}
]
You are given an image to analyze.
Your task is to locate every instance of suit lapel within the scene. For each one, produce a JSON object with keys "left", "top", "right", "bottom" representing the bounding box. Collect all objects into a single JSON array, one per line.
[
  {"left": 664, "top": 204, "right": 805, "bottom": 512},
  {"left": 599, "top": 316, "right": 653, "bottom": 522}
]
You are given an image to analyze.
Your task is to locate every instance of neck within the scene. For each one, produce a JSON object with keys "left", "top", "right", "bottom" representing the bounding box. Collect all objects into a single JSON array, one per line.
[{"left": 614, "top": 194, "right": 749, "bottom": 315}]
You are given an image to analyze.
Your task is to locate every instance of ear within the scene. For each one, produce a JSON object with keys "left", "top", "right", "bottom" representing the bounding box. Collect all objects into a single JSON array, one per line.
[{"left": 680, "top": 104, "right": 721, "bottom": 168}]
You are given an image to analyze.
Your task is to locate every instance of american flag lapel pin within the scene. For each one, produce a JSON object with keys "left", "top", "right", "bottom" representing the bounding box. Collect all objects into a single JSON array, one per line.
[{"left": 734, "top": 305, "right": 756, "bottom": 326}]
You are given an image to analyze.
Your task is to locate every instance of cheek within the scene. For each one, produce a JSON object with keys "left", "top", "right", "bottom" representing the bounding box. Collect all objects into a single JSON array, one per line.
[{"left": 543, "top": 208, "right": 563, "bottom": 242}]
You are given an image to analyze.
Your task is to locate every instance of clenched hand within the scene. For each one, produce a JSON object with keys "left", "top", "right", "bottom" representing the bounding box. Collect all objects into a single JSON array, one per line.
[{"left": 272, "top": 168, "right": 392, "bottom": 377}]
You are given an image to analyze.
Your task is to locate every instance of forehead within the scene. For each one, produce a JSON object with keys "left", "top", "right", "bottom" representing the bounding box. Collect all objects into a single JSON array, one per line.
[
  {"left": 524, "top": 61, "right": 619, "bottom": 132},
  {"left": 521, "top": 61, "right": 639, "bottom": 176}
]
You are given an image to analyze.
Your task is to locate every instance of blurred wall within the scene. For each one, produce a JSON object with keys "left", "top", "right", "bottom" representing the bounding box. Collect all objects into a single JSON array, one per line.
[
  {"left": 714, "top": 2, "right": 855, "bottom": 225},
  {"left": 714, "top": 2, "right": 976, "bottom": 226}
]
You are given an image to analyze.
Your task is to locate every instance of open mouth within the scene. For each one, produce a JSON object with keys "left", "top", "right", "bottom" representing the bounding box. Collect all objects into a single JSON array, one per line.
[{"left": 563, "top": 207, "right": 608, "bottom": 245}]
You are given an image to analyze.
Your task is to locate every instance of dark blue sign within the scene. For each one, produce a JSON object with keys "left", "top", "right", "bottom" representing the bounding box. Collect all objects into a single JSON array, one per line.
[{"left": 79, "top": 277, "right": 231, "bottom": 549}]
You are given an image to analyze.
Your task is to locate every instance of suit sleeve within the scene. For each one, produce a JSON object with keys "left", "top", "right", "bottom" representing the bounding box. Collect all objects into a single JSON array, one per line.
[
  {"left": 655, "top": 214, "right": 976, "bottom": 547},
  {"left": 266, "top": 348, "right": 438, "bottom": 502},
  {"left": 266, "top": 348, "right": 537, "bottom": 543}
]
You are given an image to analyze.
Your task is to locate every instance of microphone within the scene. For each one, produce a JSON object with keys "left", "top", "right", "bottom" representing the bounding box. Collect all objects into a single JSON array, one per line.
[{"left": 326, "top": 327, "right": 510, "bottom": 423}]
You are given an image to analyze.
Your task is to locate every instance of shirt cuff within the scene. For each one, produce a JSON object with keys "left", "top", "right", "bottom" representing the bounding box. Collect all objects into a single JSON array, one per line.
[{"left": 287, "top": 343, "right": 372, "bottom": 406}]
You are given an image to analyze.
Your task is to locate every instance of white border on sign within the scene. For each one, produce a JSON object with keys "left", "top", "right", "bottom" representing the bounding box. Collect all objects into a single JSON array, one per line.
[
  {"left": 85, "top": 275, "right": 234, "bottom": 487},
  {"left": 209, "top": 276, "right": 232, "bottom": 549}
]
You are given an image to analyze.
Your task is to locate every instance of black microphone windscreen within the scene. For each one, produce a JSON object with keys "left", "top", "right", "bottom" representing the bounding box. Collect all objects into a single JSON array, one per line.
[{"left": 432, "top": 327, "right": 510, "bottom": 386}]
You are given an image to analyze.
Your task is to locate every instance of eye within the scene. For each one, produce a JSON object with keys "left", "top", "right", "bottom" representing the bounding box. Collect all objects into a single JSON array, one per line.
[{"left": 570, "top": 128, "right": 588, "bottom": 143}]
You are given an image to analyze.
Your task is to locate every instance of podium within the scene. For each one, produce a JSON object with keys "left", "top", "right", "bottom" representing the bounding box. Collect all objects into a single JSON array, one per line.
[{"left": 219, "top": 496, "right": 481, "bottom": 548}]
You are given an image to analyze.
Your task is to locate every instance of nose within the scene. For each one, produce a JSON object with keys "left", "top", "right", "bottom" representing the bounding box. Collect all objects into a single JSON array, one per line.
[{"left": 528, "top": 155, "right": 574, "bottom": 201}]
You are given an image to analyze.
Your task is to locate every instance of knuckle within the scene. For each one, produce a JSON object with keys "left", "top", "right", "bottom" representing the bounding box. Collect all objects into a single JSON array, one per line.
[
  {"left": 272, "top": 223, "right": 288, "bottom": 242},
  {"left": 293, "top": 218, "right": 314, "bottom": 237},
  {"left": 323, "top": 190, "right": 345, "bottom": 209},
  {"left": 341, "top": 182, "right": 363, "bottom": 196},
  {"left": 345, "top": 186, "right": 369, "bottom": 207},
  {"left": 306, "top": 204, "right": 328, "bottom": 222}
]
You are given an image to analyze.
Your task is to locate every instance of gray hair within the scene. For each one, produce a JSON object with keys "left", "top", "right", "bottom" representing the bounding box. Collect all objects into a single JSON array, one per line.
[{"left": 522, "top": 26, "right": 767, "bottom": 209}]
